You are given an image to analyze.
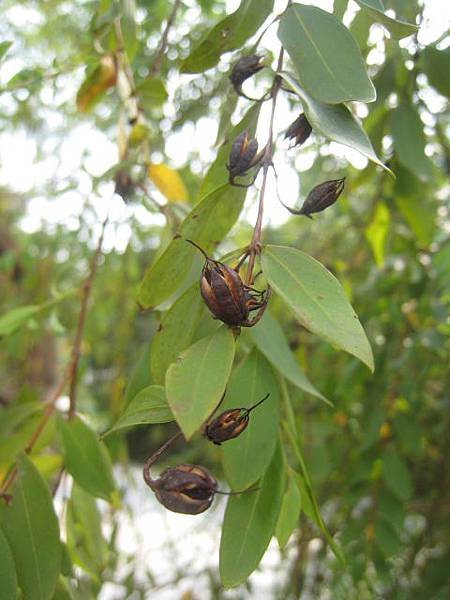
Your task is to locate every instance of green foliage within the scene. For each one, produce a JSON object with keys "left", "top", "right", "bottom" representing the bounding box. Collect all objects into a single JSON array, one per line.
[
  {"left": 0, "top": 0, "right": 448, "bottom": 596},
  {"left": 166, "top": 326, "right": 235, "bottom": 439},
  {"left": 57, "top": 416, "right": 117, "bottom": 502},
  {"left": 0, "top": 455, "right": 61, "bottom": 600},
  {"left": 278, "top": 4, "right": 376, "bottom": 103},
  {"left": 219, "top": 442, "right": 285, "bottom": 588},
  {"left": 262, "top": 245, "right": 374, "bottom": 370}
]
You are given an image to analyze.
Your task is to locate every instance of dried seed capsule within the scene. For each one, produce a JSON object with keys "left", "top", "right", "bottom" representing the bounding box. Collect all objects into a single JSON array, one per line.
[
  {"left": 229, "top": 54, "right": 265, "bottom": 94},
  {"left": 150, "top": 464, "right": 217, "bottom": 515},
  {"left": 280, "top": 178, "right": 345, "bottom": 219},
  {"left": 227, "top": 131, "right": 259, "bottom": 180},
  {"left": 187, "top": 240, "right": 270, "bottom": 328},
  {"left": 205, "top": 393, "right": 270, "bottom": 445},
  {"left": 284, "top": 113, "right": 312, "bottom": 148}
]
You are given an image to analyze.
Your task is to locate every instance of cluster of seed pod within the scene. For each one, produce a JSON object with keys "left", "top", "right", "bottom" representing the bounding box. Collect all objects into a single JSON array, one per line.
[
  {"left": 143, "top": 54, "right": 345, "bottom": 515},
  {"left": 143, "top": 394, "right": 270, "bottom": 514},
  {"left": 228, "top": 54, "right": 346, "bottom": 216}
]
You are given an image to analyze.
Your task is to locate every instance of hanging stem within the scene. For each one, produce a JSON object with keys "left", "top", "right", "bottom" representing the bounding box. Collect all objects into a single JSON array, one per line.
[
  {"left": 245, "top": 46, "right": 284, "bottom": 285},
  {"left": 143, "top": 431, "right": 183, "bottom": 489}
]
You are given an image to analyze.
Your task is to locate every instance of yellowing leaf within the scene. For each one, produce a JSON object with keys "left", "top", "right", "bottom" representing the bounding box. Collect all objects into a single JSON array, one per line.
[
  {"left": 76, "top": 54, "right": 117, "bottom": 113},
  {"left": 147, "top": 163, "right": 188, "bottom": 202}
]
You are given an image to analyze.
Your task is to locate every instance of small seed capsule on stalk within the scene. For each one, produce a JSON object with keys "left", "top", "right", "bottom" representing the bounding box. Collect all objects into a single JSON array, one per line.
[
  {"left": 205, "top": 393, "right": 270, "bottom": 445},
  {"left": 280, "top": 178, "right": 345, "bottom": 219},
  {"left": 284, "top": 113, "right": 312, "bottom": 148},
  {"left": 229, "top": 54, "right": 265, "bottom": 95}
]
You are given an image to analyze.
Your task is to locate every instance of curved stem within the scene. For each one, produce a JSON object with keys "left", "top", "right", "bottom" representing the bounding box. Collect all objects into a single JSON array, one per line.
[{"left": 142, "top": 431, "right": 183, "bottom": 489}]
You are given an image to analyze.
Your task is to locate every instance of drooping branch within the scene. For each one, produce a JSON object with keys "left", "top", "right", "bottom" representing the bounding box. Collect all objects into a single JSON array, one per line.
[
  {"left": 0, "top": 218, "right": 108, "bottom": 498},
  {"left": 245, "top": 47, "right": 284, "bottom": 285},
  {"left": 149, "top": 0, "right": 182, "bottom": 77}
]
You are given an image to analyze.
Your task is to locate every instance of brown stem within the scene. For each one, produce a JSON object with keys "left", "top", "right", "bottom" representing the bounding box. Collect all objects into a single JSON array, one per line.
[
  {"left": 143, "top": 431, "right": 183, "bottom": 489},
  {"left": 0, "top": 218, "right": 108, "bottom": 498},
  {"left": 149, "top": 0, "right": 182, "bottom": 77},
  {"left": 68, "top": 218, "right": 108, "bottom": 417},
  {"left": 245, "top": 47, "right": 284, "bottom": 285}
]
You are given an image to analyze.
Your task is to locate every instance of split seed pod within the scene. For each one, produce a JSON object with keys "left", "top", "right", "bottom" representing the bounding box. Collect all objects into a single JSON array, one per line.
[
  {"left": 280, "top": 177, "right": 345, "bottom": 219},
  {"left": 227, "top": 130, "right": 259, "bottom": 181},
  {"left": 284, "top": 113, "right": 312, "bottom": 148},
  {"left": 187, "top": 240, "right": 270, "bottom": 328},
  {"left": 149, "top": 464, "right": 217, "bottom": 515},
  {"left": 205, "top": 393, "right": 270, "bottom": 445},
  {"left": 229, "top": 54, "right": 265, "bottom": 96}
]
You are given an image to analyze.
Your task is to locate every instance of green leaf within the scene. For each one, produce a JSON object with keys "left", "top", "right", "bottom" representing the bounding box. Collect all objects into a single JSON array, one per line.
[
  {"left": 150, "top": 284, "right": 204, "bottom": 384},
  {"left": 0, "top": 305, "right": 41, "bottom": 337},
  {"left": 394, "top": 164, "right": 435, "bottom": 247},
  {"left": 0, "top": 402, "right": 41, "bottom": 437},
  {"left": 166, "top": 326, "right": 235, "bottom": 439},
  {"left": 280, "top": 380, "right": 344, "bottom": 563},
  {"left": 138, "top": 183, "right": 247, "bottom": 308},
  {"left": 123, "top": 344, "right": 153, "bottom": 404},
  {"left": 382, "top": 449, "right": 412, "bottom": 501},
  {"left": 181, "top": 0, "right": 274, "bottom": 73},
  {"left": 65, "top": 484, "right": 108, "bottom": 576},
  {"left": 0, "top": 526, "right": 17, "bottom": 600},
  {"left": 421, "top": 45, "right": 450, "bottom": 99},
  {"left": 275, "top": 472, "right": 302, "bottom": 549},
  {"left": 365, "top": 202, "right": 390, "bottom": 267},
  {"left": 391, "top": 103, "right": 434, "bottom": 182},
  {"left": 219, "top": 442, "right": 284, "bottom": 588},
  {"left": 248, "top": 309, "right": 327, "bottom": 403},
  {"left": 0, "top": 454, "right": 61, "bottom": 600},
  {"left": 57, "top": 415, "right": 117, "bottom": 502},
  {"left": 105, "top": 385, "right": 174, "bottom": 436},
  {"left": 221, "top": 350, "right": 279, "bottom": 490},
  {"left": 333, "top": 0, "right": 348, "bottom": 19},
  {"left": 261, "top": 245, "right": 374, "bottom": 371},
  {"left": 136, "top": 78, "right": 168, "bottom": 108},
  {"left": 121, "top": 0, "right": 138, "bottom": 62},
  {"left": 280, "top": 72, "right": 391, "bottom": 173},
  {"left": 354, "top": 0, "right": 417, "bottom": 39},
  {"left": 0, "top": 41, "right": 13, "bottom": 62},
  {"left": 374, "top": 519, "right": 401, "bottom": 556},
  {"left": 278, "top": 4, "right": 375, "bottom": 104}
]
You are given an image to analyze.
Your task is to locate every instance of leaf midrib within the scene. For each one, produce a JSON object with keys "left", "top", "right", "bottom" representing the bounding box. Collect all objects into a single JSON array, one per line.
[
  {"left": 265, "top": 249, "right": 342, "bottom": 331},
  {"left": 289, "top": 7, "right": 350, "bottom": 98},
  {"left": 19, "top": 478, "right": 44, "bottom": 600}
]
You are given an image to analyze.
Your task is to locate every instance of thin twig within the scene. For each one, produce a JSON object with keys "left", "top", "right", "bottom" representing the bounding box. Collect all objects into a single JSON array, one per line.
[
  {"left": 0, "top": 218, "right": 108, "bottom": 498},
  {"left": 149, "top": 0, "right": 182, "bottom": 77},
  {"left": 68, "top": 218, "right": 108, "bottom": 416},
  {"left": 245, "top": 47, "right": 284, "bottom": 284}
]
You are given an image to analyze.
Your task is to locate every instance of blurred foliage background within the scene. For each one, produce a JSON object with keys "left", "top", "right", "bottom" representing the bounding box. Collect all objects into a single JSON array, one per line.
[{"left": 0, "top": 0, "right": 449, "bottom": 598}]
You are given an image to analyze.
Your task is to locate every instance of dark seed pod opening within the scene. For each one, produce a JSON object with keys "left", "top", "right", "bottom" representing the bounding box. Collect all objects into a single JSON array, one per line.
[
  {"left": 151, "top": 464, "right": 218, "bottom": 515},
  {"left": 284, "top": 113, "right": 312, "bottom": 148},
  {"left": 229, "top": 54, "right": 265, "bottom": 94},
  {"left": 205, "top": 393, "right": 270, "bottom": 445},
  {"left": 279, "top": 177, "right": 345, "bottom": 218},
  {"left": 227, "top": 131, "right": 259, "bottom": 179}
]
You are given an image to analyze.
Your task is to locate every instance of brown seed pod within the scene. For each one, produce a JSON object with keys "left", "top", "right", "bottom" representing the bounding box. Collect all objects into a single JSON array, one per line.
[
  {"left": 284, "top": 113, "right": 312, "bottom": 148},
  {"left": 204, "top": 393, "right": 270, "bottom": 445},
  {"left": 229, "top": 54, "right": 265, "bottom": 97},
  {"left": 142, "top": 432, "right": 257, "bottom": 514},
  {"left": 150, "top": 464, "right": 218, "bottom": 515},
  {"left": 280, "top": 177, "right": 345, "bottom": 219},
  {"left": 187, "top": 240, "right": 270, "bottom": 328}
]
